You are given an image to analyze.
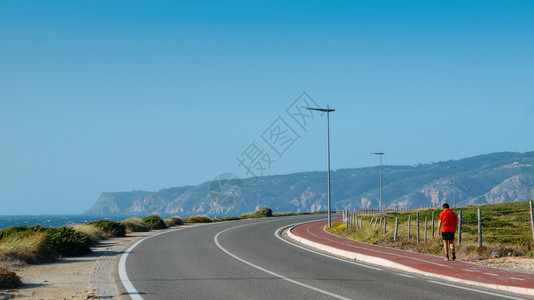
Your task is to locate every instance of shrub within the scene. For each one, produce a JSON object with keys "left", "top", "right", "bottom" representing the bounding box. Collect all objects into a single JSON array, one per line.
[
  {"left": 0, "top": 267, "right": 23, "bottom": 289},
  {"left": 120, "top": 218, "right": 149, "bottom": 233},
  {"left": 164, "top": 216, "right": 184, "bottom": 227},
  {"left": 0, "top": 231, "right": 53, "bottom": 263},
  {"left": 45, "top": 227, "right": 92, "bottom": 257},
  {"left": 0, "top": 225, "right": 93, "bottom": 262},
  {"left": 87, "top": 219, "right": 126, "bottom": 237},
  {"left": 273, "top": 212, "right": 297, "bottom": 217},
  {"left": 183, "top": 215, "right": 213, "bottom": 223},
  {"left": 462, "top": 213, "right": 493, "bottom": 225},
  {"left": 0, "top": 225, "right": 48, "bottom": 241},
  {"left": 142, "top": 215, "right": 167, "bottom": 230},
  {"left": 213, "top": 216, "right": 240, "bottom": 222},
  {"left": 69, "top": 224, "right": 104, "bottom": 245},
  {"left": 239, "top": 207, "right": 273, "bottom": 219}
]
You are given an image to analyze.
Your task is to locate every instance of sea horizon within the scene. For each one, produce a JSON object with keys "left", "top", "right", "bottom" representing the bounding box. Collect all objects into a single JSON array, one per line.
[{"left": 0, "top": 214, "right": 159, "bottom": 230}]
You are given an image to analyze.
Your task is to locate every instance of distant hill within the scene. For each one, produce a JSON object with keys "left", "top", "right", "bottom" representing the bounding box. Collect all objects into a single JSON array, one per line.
[{"left": 84, "top": 151, "right": 534, "bottom": 216}]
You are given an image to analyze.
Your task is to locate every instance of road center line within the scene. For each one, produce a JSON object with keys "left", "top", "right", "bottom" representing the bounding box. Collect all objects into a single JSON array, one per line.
[{"left": 214, "top": 223, "right": 351, "bottom": 300}]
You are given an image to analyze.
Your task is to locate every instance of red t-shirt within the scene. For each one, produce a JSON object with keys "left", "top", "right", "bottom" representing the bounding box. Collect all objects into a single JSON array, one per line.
[{"left": 439, "top": 209, "right": 458, "bottom": 232}]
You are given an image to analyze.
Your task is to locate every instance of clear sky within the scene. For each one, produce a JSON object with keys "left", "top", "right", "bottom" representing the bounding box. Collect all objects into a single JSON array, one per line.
[{"left": 1, "top": 1, "right": 533, "bottom": 214}]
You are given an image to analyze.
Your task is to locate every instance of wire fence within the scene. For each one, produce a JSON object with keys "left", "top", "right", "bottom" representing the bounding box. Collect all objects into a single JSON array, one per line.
[{"left": 342, "top": 200, "right": 534, "bottom": 248}]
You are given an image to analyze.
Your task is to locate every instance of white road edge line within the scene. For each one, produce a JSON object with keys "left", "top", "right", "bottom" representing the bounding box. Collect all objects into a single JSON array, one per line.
[
  {"left": 118, "top": 229, "right": 181, "bottom": 300},
  {"left": 274, "top": 222, "right": 383, "bottom": 271},
  {"left": 427, "top": 280, "right": 525, "bottom": 300},
  {"left": 214, "top": 224, "right": 351, "bottom": 300}
]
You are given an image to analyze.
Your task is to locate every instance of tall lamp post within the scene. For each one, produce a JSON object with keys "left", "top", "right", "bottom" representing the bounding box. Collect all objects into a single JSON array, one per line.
[
  {"left": 448, "top": 166, "right": 457, "bottom": 208},
  {"left": 371, "top": 152, "right": 385, "bottom": 211},
  {"left": 307, "top": 105, "right": 335, "bottom": 228}
]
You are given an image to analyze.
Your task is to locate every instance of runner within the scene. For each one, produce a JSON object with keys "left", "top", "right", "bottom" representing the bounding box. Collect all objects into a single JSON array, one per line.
[{"left": 437, "top": 203, "right": 458, "bottom": 261}]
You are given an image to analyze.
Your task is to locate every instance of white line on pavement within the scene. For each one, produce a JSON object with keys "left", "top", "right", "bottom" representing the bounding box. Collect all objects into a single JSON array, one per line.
[
  {"left": 427, "top": 280, "right": 525, "bottom": 300},
  {"left": 274, "top": 222, "right": 383, "bottom": 271},
  {"left": 118, "top": 229, "right": 181, "bottom": 300},
  {"left": 214, "top": 223, "right": 351, "bottom": 300}
]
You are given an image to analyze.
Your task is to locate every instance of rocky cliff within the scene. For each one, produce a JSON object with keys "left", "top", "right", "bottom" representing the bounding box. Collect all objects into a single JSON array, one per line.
[{"left": 84, "top": 151, "right": 534, "bottom": 216}]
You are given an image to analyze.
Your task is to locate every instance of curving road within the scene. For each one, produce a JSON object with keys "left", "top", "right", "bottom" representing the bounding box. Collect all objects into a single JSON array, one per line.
[{"left": 118, "top": 215, "right": 525, "bottom": 300}]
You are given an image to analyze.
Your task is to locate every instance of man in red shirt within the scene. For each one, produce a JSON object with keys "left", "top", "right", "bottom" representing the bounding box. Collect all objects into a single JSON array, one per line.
[{"left": 437, "top": 203, "right": 458, "bottom": 261}]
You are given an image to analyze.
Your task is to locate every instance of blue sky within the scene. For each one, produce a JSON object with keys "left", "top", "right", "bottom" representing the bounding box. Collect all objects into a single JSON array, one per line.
[{"left": 1, "top": 1, "right": 533, "bottom": 214}]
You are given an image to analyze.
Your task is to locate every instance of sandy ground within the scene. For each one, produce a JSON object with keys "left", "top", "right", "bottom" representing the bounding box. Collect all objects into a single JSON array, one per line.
[
  {"left": 473, "top": 257, "right": 534, "bottom": 274},
  {"left": 0, "top": 230, "right": 156, "bottom": 300},
  {"left": 1, "top": 228, "right": 533, "bottom": 299}
]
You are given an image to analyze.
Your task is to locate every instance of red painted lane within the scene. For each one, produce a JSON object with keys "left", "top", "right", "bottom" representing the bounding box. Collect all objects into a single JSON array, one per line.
[{"left": 291, "top": 219, "right": 534, "bottom": 289}]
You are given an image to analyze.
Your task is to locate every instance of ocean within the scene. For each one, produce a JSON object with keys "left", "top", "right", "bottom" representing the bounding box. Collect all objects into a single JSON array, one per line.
[{"left": 0, "top": 215, "right": 139, "bottom": 230}]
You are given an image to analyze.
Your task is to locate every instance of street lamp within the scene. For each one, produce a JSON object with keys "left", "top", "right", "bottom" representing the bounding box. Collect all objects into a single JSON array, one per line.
[
  {"left": 307, "top": 105, "right": 335, "bottom": 228},
  {"left": 448, "top": 166, "right": 457, "bottom": 208},
  {"left": 371, "top": 152, "right": 385, "bottom": 211}
]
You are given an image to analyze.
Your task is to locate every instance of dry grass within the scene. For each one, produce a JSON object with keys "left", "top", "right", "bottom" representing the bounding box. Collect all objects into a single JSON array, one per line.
[
  {"left": 120, "top": 218, "right": 149, "bottom": 233},
  {"left": 183, "top": 215, "right": 212, "bottom": 223},
  {"left": 164, "top": 216, "right": 184, "bottom": 227},
  {"left": 0, "top": 231, "right": 52, "bottom": 263},
  {"left": 330, "top": 204, "right": 534, "bottom": 260},
  {"left": 0, "top": 266, "right": 23, "bottom": 289},
  {"left": 69, "top": 224, "right": 105, "bottom": 245}
]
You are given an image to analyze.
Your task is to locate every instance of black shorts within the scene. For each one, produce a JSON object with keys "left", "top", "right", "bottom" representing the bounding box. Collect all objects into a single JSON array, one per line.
[{"left": 442, "top": 232, "right": 455, "bottom": 241}]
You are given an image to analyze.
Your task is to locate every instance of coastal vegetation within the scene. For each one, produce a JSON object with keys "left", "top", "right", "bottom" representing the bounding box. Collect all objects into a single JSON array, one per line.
[
  {"left": 141, "top": 215, "right": 167, "bottom": 230},
  {"left": 327, "top": 201, "right": 534, "bottom": 260},
  {"left": 0, "top": 226, "right": 92, "bottom": 263},
  {"left": 183, "top": 215, "right": 213, "bottom": 223},
  {"left": 68, "top": 224, "right": 105, "bottom": 245},
  {"left": 120, "top": 218, "right": 150, "bottom": 233},
  {"left": 87, "top": 220, "right": 126, "bottom": 237},
  {"left": 0, "top": 267, "right": 22, "bottom": 289},
  {"left": 164, "top": 216, "right": 184, "bottom": 227},
  {"left": 239, "top": 206, "right": 273, "bottom": 219}
]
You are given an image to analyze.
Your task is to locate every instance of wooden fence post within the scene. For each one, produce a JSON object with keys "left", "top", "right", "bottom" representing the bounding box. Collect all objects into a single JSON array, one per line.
[
  {"left": 458, "top": 210, "right": 462, "bottom": 245},
  {"left": 432, "top": 211, "right": 435, "bottom": 240},
  {"left": 416, "top": 212, "right": 420, "bottom": 244},
  {"left": 394, "top": 218, "right": 399, "bottom": 240},
  {"left": 478, "top": 208, "right": 482, "bottom": 247},
  {"left": 530, "top": 201, "right": 534, "bottom": 246},
  {"left": 425, "top": 216, "right": 428, "bottom": 243},
  {"left": 408, "top": 215, "right": 411, "bottom": 241},
  {"left": 369, "top": 216, "right": 374, "bottom": 228},
  {"left": 383, "top": 217, "right": 387, "bottom": 235}
]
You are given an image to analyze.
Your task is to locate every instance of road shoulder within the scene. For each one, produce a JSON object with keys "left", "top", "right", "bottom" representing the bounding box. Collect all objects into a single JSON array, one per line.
[
  {"left": 1, "top": 230, "right": 164, "bottom": 299},
  {"left": 285, "top": 221, "right": 534, "bottom": 298}
]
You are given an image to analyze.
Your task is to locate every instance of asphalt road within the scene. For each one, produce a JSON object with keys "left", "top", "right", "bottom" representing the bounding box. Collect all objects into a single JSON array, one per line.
[{"left": 119, "top": 215, "right": 525, "bottom": 300}]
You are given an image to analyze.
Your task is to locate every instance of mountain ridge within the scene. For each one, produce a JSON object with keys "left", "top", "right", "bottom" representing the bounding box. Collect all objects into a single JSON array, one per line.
[{"left": 84, "top": 151, "right": 534, "bottom": 216}]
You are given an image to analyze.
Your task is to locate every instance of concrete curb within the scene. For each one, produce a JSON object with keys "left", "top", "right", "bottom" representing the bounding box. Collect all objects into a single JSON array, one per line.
[{"left": 287, "top": 224, "right": 534, "bottom": 298}]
